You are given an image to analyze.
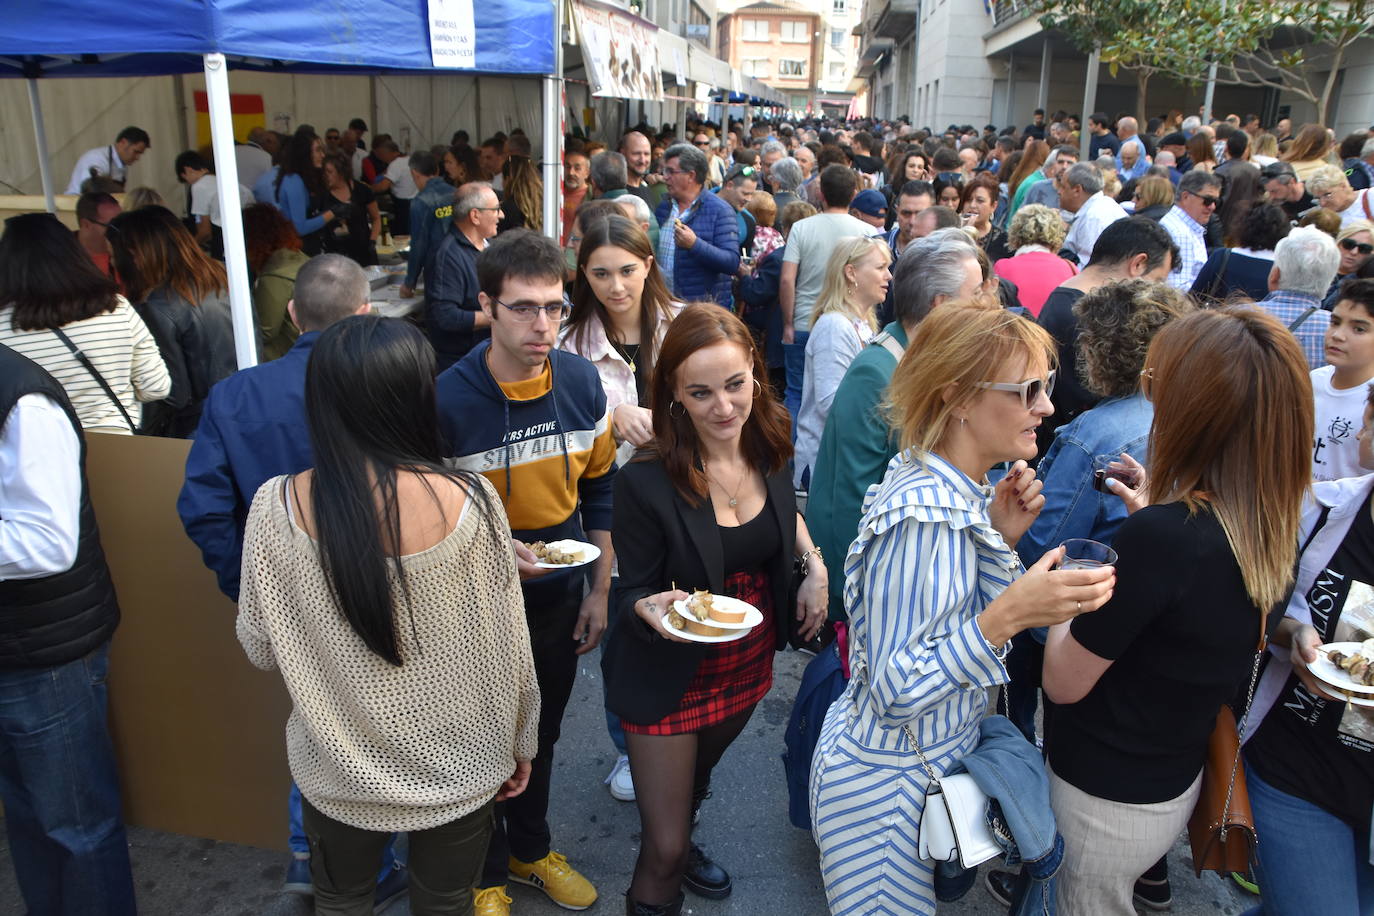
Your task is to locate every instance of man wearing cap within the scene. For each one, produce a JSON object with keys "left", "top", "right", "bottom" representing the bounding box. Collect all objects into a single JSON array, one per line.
[
  {"left": 715, "top": 164, "right": 759, "bottom": 256},
  {"left": 1159, "top": 132, "right": 1193, "bottom": 173},
  {"left": 1262, "top": 162, "right": 1317, "bottom": 221},
  {"left": 849, "top": 189, "right": 888, "bottom": 231}
]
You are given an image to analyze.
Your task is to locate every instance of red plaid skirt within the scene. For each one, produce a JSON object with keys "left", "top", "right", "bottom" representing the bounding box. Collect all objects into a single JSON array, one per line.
[{"left": 622, "top": 569, "right": 776, "bottom": 736}]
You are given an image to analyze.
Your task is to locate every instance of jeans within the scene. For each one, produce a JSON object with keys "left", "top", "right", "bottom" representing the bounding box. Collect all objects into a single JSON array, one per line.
[
  {"left": 301, "top": 795, "right": 493, "bottom": 916},
  {"left": 290, "top": 782, "right": 405, "bottom": 878},
  {"left": 1243, "top": 760, "right": 1374, "bottom": 916},
  {"left": 606, "top": 708, "right": 627, "bottom": 756},
  {"left": 782, "top": 329, "right": 810, "bottom": 432},
  {"left": 0, "top": 641, "right": 137, "bottom": 915},
  {"left": 481, "top": 574, "right": 584, "bottom": 886}
]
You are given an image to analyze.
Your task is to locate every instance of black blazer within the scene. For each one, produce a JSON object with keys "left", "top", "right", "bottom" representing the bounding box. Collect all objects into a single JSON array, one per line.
[{"left": 601, "top": 457, "right": 796, "bottom": 725}]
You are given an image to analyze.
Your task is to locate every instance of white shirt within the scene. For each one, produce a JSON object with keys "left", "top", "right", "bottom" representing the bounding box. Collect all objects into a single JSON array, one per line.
[
  {"left": 385, "top": 156, "right": 419, "bottom": 200},
  {"left": 794, "top": 312, "right": 871, "bottom": 488},
  {"left": 234, "top": 143, "right": 273, "bottom": 191},
  {"left": 0, "top": 394, "right": 81, "bottom": 581},
  {"left": 782, "top": 213, "right": 879, "bottom": 331},
  {"left": 1064, "top": 192, "right": 1128, "bottom": 267},
  {"left": 1337, "top": 189, "right": 1373, "bottom": 229},
  {"left": 65, "top": 145, "right": 130, "bottom": 194},
  {"left": 1311, "top": 365, "right": 1371, "bottom": 482},
  {"left": 190, "top": 175, "right": 254, "bottom": 227},
  {"left": 352, "top": 148, "right": 368, "bottom": 182}
]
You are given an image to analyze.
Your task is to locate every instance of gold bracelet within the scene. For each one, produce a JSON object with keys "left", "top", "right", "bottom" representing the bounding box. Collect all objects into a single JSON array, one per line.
[{"left": 799, "top": 545, "right": 823, "bottom": 575}]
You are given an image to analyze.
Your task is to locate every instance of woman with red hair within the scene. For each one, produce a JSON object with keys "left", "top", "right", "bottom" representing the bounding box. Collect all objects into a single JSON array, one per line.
[{"left": 243, "top": 203, "right": 308, "bottom": 361}]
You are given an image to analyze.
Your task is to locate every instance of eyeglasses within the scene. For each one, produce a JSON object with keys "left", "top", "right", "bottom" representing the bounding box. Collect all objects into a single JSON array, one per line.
[
  {"left": 1189, "top": 193, "right": 1220, "bottom": 208},
  {"left": 694, "top": 139, "right": 710, "bottom": 147},
  {"left": 494, "top": 298, "right": 571, "bottom": 323},
  {"left": 662, "top": 166, "right": 690, "bottom": 177},
  {"left": 473, "top": 205, "right": 505, "bottom": 213},
  {"left": 1341, "top": 238, "right": 1374, "bottom": 255},
  {"left": 974, "top": 370, "right": 1056, "bottom": 409},
  {"left": 1139, "top": 367, "right": 1155, "bottom": 399}
]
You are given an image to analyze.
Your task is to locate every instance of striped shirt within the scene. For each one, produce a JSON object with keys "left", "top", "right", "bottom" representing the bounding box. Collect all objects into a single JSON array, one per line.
[
  {"left": 0, "top": 297, "right": 171, "bottom": 434},
  {"left": 810, "top": 450, "right": 1016, "bottom": 914},
  {"left": 1160, "top": 205, "right": 1209, "bottom": 290}
]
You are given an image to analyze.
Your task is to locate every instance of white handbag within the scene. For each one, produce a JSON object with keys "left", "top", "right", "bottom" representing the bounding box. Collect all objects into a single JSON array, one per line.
[{"left": 908, "top": 726, "right": 1002, "bottom": 868}]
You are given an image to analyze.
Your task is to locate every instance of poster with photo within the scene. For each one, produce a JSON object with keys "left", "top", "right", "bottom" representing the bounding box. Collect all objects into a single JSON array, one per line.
[{"left": 572, "top": 0, "right": 664, "bottom": 101}]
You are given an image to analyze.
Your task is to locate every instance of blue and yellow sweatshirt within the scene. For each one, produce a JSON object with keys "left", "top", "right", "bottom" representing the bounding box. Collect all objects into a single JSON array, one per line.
[{"left": 437, "top": 343, "right": 617, "bottom": 549}]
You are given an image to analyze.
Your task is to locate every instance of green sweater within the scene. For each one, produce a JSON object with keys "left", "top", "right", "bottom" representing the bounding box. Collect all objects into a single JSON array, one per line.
[
  {"left": 254, "top": 248, "right": 309, "bottom": 362},
  {"left": 804, "top": 321, "right": 908, "bottom": 620}
]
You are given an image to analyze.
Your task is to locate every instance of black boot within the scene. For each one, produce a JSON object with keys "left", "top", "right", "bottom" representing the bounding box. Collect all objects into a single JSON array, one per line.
[
  {"left": 624, "top": 891, "right": 683, "bottom": 915},
  {"left": 682, "top": 843, "right": 732, "bottom": 899}
]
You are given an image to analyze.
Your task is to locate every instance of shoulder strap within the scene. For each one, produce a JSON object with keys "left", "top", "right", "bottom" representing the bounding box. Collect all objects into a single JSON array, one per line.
[
  {"left": 871, "top": 331, "right": 905, "bottom": 361},
  {"left": 50, "top": 327, "right": 137, "bottom": 434},
  {"left": 1288, "top": 305, "right": 1320, "bottom": 333}
]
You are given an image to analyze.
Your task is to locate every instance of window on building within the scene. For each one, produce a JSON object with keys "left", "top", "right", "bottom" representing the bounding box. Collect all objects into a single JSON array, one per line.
[
  {"left": 792, "top": 94, "right": 809, "bottom": 110},
  {"left": 830, "top": 28, "right": 845, "bottom": 47},
  {"left": 780, "top": 20, "right": 809, "bottom": 42},
  {"left": 742, "top": 58, "right": 770, "bottom": 78},
  {"left": 832, "top": 0, "right": 846, "bottom": 12},
  {"left": 779, "top": 58, "right": 806, "bottom": 76},
  {"left": 829, "top": 62, "right": 845, "bottom": 80},
  {"left": 741, "top": 18, "right": 768, "bottom": 40}
]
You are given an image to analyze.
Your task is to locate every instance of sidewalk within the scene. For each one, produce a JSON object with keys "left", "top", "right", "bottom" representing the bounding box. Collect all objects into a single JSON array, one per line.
[{"left": 0, "top": 650, "right": 1257, "bottom": 914}]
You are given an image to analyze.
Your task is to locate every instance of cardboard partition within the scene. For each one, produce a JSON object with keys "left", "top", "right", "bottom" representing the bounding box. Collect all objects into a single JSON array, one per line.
[{"left": 85, "top": 432, "right": 292, "bottom": 852}]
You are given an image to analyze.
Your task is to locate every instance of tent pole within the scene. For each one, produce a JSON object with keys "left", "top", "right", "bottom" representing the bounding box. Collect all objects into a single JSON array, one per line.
[
  {"left": 25, "top": 79, "right": 56, "bottom": 214},
  {"left": 203, "top": 53, "right": 258, "bottom": 370},
  {"left": 541, "top": 0, "right": 565, "bottom": 240}
]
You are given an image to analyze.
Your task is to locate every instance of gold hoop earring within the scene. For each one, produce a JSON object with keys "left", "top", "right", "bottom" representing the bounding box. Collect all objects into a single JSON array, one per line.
[
  {"left": 669, "top": 400, "right": 685, "bottom": 418},
  {"left": 753, "top": 379, "right": 763, "bottom": 398}
]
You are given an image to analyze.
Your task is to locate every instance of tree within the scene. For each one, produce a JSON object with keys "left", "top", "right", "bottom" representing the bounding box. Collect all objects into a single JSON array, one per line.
[
  {"left": 1030, "top": 0, "right": 1176, "bottom": 125},
  {"left": 1033, "top": 0, "right": 1374, "bottom": 126}
]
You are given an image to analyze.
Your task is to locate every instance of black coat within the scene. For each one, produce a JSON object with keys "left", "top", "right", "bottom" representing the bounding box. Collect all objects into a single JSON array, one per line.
[
  {"left": 601, "top": 457, "right": 796, "bottom": 725},
  {"left": 136, "top": 286, "right": 237, "bottom": 438}
]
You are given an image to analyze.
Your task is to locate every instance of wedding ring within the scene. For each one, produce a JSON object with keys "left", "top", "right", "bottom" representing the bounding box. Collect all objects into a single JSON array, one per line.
[{"left": 1076, "top": 601, "right": 1082, "bottom": 614}]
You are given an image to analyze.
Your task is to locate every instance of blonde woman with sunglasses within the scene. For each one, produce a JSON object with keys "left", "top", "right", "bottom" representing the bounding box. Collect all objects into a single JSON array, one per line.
[{"left": 810, "top": 303, "right": 1113, "bottom": 915}]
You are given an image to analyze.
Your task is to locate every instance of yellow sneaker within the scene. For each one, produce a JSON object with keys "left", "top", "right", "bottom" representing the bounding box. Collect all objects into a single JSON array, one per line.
[
  {"left": 473, "top": 885, "right": 512, "bottom": 916},
  {"left": 508, "top": 850, "right": 598, "bottom": 910}
]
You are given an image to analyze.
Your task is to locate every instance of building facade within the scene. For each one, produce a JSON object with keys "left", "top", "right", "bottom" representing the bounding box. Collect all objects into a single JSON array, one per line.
[{"left": 852, "top": 0, "right": 1374, "bottom": 135}]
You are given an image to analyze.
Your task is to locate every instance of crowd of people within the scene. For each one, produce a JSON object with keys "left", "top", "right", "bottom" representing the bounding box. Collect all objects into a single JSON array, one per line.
[{"left": 2, "top": 103, "right": 1374, "bottom": 916}]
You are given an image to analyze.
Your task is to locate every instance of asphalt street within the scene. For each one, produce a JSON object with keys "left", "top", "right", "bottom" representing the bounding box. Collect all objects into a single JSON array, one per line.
[{"left": 0, "top": 649, "right": 1257, "bottom": 915}]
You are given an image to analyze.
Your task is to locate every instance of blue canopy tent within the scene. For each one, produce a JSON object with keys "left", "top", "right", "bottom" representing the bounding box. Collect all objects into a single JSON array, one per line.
[{"left": 0, "top": 0, "right": 559, "bottom": 369}]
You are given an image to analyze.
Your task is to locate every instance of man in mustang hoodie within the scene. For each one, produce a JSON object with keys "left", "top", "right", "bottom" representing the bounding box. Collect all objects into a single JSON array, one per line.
[{"left": 436, "top": 228, "right": 615, "bottom": 914}]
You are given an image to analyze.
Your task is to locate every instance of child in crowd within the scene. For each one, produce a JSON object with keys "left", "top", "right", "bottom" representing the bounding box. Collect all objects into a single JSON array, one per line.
[{"left": 1312, "top": 279, "right": 1374, "bottom": 480}]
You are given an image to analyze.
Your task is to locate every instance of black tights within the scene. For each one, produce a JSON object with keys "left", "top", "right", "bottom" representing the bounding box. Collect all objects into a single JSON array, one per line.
[{"left": 623, "top": 707, "right": 756, "bottom": 905}]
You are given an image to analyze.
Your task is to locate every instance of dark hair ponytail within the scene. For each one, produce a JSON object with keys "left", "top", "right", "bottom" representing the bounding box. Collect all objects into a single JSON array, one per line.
[{"left": 304, "top": 315, "right": 500, "bottom": 665}]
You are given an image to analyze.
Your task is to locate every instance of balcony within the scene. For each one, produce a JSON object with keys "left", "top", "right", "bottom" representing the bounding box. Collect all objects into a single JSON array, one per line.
[
  {"left": 989, "top": 0, "right": 1033, "bottom": 31},
  {"left": 862, "top": 0, "right": 916, "bottom": 41},
  {"left": 854, "top": 35, "right": 894, "bottom": 78}
]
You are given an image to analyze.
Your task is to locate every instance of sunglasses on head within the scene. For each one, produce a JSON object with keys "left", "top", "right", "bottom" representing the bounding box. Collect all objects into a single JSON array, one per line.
[
  {"left": 973, "top": 370, "right": 1056, "bottom": 409},
  {"left": 1340, "top": 238, "right": 1374, "bottom": 255}
]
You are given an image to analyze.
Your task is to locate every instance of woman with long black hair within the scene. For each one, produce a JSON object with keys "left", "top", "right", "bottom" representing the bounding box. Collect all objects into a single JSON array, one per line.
[
  {"left": 273, "top": 127, "right": 343, "bottom": 255},
  {"left": 235, "top": 315, "right": 539, "bottom": 914}
]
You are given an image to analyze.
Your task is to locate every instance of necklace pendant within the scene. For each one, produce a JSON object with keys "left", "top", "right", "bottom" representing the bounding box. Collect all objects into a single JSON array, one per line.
[{"left": 729, "top": 497, "right": 738, "bottom": 508}]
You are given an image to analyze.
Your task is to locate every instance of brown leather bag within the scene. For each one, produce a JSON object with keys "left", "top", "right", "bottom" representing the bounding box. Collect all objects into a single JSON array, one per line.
[{"left": 1187, "top": 701, "right": 1258, "bottom": 875}]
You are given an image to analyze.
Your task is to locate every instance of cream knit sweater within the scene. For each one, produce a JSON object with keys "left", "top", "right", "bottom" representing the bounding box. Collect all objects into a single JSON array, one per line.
[{"left": 237, "top": 474, "right": 540, "bottom": 833}]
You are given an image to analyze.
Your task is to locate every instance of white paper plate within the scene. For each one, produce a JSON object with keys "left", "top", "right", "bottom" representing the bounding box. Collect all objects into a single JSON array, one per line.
[
  {"left": 660, "top": 611, "right": 753, "bottom": 643},
  {"left": 530, "top": 539, "right": 601, "bottom": 569},
  {"left": 671, "top": 594, "right": 762, "bottom": 630},
  {"left": 1307, "top": 642, "right": 1374, "bottom": 695}
]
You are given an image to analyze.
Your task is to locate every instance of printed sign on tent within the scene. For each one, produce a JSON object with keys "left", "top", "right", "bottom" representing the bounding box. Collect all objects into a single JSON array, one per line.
[
  {"left": 428, "top": 0, "right": 477, "bottom": 69},
  {"left": 572, "top": 0, "right": 664, "bottom": 101}
]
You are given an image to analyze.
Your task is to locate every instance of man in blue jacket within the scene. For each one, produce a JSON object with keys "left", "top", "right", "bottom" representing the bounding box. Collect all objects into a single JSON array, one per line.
[
  {"left": 175, "top": 255, "right": 405, "bottom": 904},
  {"left": 653, "top": 142, "right": 739, "bottom": 307},
  {"left": 425, "top": 181, "right": 498, "bottom": 370},
  {"left": 398, "top": 149, "right": 453, "bottom": 298}
]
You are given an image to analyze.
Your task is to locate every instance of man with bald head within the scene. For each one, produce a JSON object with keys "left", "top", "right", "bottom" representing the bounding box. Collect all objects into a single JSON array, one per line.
[
  {"left": 1115, "top": 117, "right": 1150, "bottom": 182},
  {"left": 618, "top": 131, "right": 665, "bottom": 209}
]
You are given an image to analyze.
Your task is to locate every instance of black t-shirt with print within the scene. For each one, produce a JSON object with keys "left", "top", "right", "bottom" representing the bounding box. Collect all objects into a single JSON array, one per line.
[{"left": 1247, "top": 493, "right": 1374, "bottom": 826}]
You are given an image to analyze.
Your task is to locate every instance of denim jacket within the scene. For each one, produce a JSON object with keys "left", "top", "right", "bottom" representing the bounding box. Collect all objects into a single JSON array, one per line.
[
  {"left": 1017, "top": 394, "right": 1153, "bottom": 569},
  {"left": 954, "top": 715, "right": 1063, "bottom": 915}
]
